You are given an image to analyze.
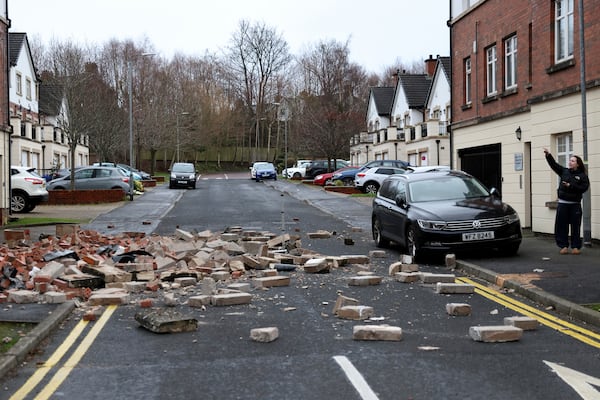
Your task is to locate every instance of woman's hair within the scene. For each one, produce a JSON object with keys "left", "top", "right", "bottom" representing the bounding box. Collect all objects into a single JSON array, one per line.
[{"left": 572, "top": 155, "right": 587, "bottom": 174}]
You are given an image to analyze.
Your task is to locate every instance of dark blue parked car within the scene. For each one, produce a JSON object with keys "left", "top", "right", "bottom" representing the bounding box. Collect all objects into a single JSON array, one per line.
[{"left": 254, "top": 163, "right": 277, "bottom": 181}]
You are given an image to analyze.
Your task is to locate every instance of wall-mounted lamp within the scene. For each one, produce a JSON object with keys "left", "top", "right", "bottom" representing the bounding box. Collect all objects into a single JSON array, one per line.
[{"left": 515, "top": 126, "right": 522, "bottom": 141}]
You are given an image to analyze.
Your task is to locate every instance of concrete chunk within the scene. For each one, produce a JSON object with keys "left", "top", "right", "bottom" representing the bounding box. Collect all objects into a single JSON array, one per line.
[
  {"left": 135, "top": 309, "right": 198, "bottom": 333},
  {"left": 8, "top": 290, "right": 39, "bottom": 304},
  {"left": 504, "top": 316, "right": 539, "bottom": 330},
  {"left": 353, "top": 325, "right": 403, "bottom": 341},
  {"left": 332, "top": 294, "right": 360, "bottom": 314},
  {"left": 469, "top": 325, "right": 523, "bottom": 342},
  {"left": 435, "top": 282, "right": 475, "bottom": 294},
  {"left": 88, "top": 288, "right": 129, "bottom": 306},
  {"left": 250, "top": 327, "right": 279, "bottom": 342},
  {"left": 188, "top": 295, "right": 211, "bottom": 308},
  {"left": 303, "top": 258, "right": 329, "bottom": 273}
]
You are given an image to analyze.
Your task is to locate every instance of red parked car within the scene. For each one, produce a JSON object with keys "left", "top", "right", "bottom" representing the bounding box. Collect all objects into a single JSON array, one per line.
[{"left": 313, "top": 166, "right": 359, "bottom": 186}]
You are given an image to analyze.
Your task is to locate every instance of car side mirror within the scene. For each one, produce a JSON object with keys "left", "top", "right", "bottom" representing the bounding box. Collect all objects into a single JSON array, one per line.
[
  {"left": 395, "top": 195, "right": 408, "bottom": 209},
  {"left": 489, "top": 188, "right": 501, "bottom": 198}
]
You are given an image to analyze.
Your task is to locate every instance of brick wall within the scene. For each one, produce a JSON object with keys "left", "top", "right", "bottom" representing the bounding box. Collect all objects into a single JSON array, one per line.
[{"left": 47, "top": 189, "right": 125, "bottom": 205}]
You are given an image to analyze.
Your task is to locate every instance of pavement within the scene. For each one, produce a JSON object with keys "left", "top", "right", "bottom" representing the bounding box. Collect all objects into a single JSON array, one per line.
[{"left": 0, "top": 181, "right": 598, "bottom": 377}]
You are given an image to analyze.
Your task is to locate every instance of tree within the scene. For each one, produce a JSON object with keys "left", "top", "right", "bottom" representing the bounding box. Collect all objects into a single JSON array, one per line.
[
  {"left": 222, "top": 20, "right": 292, "bottom": 163},
  {"left": 294, "top": 39, "right": 369, "bottom": 168}
]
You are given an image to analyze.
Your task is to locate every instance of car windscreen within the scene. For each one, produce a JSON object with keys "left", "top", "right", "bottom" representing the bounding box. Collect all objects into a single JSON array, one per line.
[
  {"left": 256, "top": 164, "right": 275, "bottom": 171},
  {"left": 409, "top": 176, "right": 489, "bottom": 202},
  {"left": 172, "top": 164, "right": 195, "bottom": 173}
]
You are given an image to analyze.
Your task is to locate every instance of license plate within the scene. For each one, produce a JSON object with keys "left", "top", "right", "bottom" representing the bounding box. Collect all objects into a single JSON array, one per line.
[
  {"left": 177, "top": 180, "right": 187, "bottom": 184},
  {"left": 462, "top": 231, "right": 494, "bottom": 241}
]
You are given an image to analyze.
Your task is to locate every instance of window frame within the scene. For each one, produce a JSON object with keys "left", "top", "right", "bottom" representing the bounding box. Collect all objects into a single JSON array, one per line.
[
  {"left": 504, "top": 35, "right": 518, "bottom": 90},
  {"left": 486, "top": 45, "right": 497, "bottom": 96},
  {"left": 464, "top": 57, "right": 472, "bottom": 104},
  {"left": 555, "top": 0, "right": 574, "bottom": 63},
  {"left": 16, "top": 72, "right": 22, "bottom": 95}
]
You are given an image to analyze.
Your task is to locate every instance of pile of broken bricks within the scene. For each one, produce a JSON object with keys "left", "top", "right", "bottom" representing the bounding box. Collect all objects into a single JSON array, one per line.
[{"left": 0, "top": 224, "right": 539, "bottom": 343}]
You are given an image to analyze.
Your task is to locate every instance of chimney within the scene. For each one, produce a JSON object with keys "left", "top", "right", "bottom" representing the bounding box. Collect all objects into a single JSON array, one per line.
[{"left": 425, "top": 54, "right": 437, "bottom": 77}]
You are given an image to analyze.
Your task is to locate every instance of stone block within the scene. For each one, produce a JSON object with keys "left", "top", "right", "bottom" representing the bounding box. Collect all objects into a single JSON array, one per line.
[
  {"left": 332, "top": 294, "right": 360, "bottom": 314},
  {"left": 445, "top": 254, "right": 456, "bottom": 268},
  {"left": 395, "top": 272, "right": 420, "bottom": 283},
  {"left": 369, "top": 250, "right": 386, "bottom": 258},
  {"left": 250, "top": 327, "right": 279, "bottom": 342},
  {"left": 341, "top": 255, "right": 370, "bottom": 264},
  {"left": 174, "top": 277, "right": 197, "bottom": 287},
  {"left": 401, "top": 263, "right": 419, "bottom": 272},
  {"left": 469, "top": 325, "right": 523, "bottom": 342},
  {"left": 124, "top": 281, "right": 148, "bottom": 293},
  {"left": 44, "top": 291, "right": 67, "bottom": 304},
  {"left": 211, "top": 292, "right": 253, "bottom": 306},
  {"left": 420, "top": 273, "right": 456, "bottom": 284},
  {"left": 446, "top": 303, "right": 472, "bottom": 316},
  {"left": 435, "top": 282, "right": 475, "bottom": 294},
  {"left": 353, "top": 325, "right": 403, "bottom": 341},
  {"left": 227, "top": 282, "right": 251, "bottom": 292},
  {"left": 8, "top": 290, "right": 39, "bottom": 304},
  {"left": 504, "top": 316, "right": 539, "bottom": 330},
  {"left": 211, "top": 270, "right": 230, "bottom": 281},
  {"left": 348, "top": 275, "right": 382, "bottom": 286},
  {"left": 303, "top": 258, "right": 329, "bottom": 273},
  {"left": 252, "top": 276, "right": 290, "bottom": 288},
  {"left": 307, "top": 230, "right": 332, "bottom": 239},
  {"left": 388, "top": 262, "right": 402, "bottom": 276},
  {"left": 188, "top": 295, "right": 211, "bottom": 308},
  {"left": 336, "top": 305, "right": 374, "bottom": 320},
  {"left": 88, "top": 288, "right": 130, "bottom": 306}
]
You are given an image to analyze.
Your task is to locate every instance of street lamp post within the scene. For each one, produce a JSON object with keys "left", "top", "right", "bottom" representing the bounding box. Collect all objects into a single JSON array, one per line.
[
  {"left": 176, "top": 111, "right": 189, "bottom": 162},
  {"left": 127, "top": 61, "right": 134, "bottom": 200}
]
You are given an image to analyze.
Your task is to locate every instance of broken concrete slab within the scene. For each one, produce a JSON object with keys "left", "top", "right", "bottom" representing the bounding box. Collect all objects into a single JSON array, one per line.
[
  {"left": 446, "top": 303, "right": 472, "bottom": 316},
  {"left": 210, "top": 292, "right": 253, "bottom": 306},
  {"left": 435, "top": 282, "right": 475, "bottom": 294},
  {"left": 347, "top": 275, "right": 382, "bottom": 286},
  {"left": 336, "top": 305, "right": 374, "bottom": 320},
  {"left": 252, "top": 276, "right": 290, "bottom": 288},
  {"left": 504, "top": 316, "right": 539, "bottom": 330},
  {"left": 135, "top": 309, "right": 198, "bottom": 333}
]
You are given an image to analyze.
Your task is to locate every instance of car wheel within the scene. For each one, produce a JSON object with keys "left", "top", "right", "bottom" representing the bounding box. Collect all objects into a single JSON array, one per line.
[
  {"left": 372, "top": 217, "right": 390, "bottom": 248},
  {"left": 11, "top": 191, "right": 29, "bottom": 213},
  {"left": 292, "top": 172, "right": 301, "bottom": 179},
  {"left": 342, "top": 177, "right": 354, "bottom": 186},
  {"left": 364, "top": 181, "right": 379, "bottom": 194},
  {"left": 406, "top": 226, "right": 420, "bottom": 261}
]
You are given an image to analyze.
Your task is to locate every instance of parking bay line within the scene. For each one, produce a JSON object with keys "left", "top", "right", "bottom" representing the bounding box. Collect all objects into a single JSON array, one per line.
[
  {"left": 333, "top": 355, "right": 379, "bottom": 400},
  {"left": 458, "top": 277, "right": 600, "bottom": 348},
  {"left": 30, "top": 305, "right": 116, "bottom": 400}
]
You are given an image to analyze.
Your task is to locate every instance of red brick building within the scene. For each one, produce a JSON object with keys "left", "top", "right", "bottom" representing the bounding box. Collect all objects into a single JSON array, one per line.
[{"left": 449, "top": 0, "right": 599, "bottom": 240}]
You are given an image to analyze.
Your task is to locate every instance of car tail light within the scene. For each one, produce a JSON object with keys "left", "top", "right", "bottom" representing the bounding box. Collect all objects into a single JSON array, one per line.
[
  {"left": 24, "top": 177, "right": 44, "bottom": 185},
  {"left": 356, "top": 173, "right": 366, "bottom": 178},
  {"left": 122, "top": 177, "right": 130, "bottom": 183}
]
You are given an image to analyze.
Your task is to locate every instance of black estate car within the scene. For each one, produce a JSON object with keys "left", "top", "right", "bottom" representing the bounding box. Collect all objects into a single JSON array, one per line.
[
  {"left": 169, "top": 162, "right": 198, "bottom": 189},
  {"left": 371, "top": 170, "right": 522, "bottom": 260}
]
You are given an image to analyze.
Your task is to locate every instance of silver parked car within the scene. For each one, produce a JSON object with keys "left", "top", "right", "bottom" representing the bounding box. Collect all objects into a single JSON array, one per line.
[{"left": 46, "top": 166, "right": 133, "bottom": 196}]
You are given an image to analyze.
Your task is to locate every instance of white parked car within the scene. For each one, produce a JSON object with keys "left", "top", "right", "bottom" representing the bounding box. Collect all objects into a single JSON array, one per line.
[
  {"left": 282, "top": 160, "right": 311, "bottom": 179},
  {"left": 354, "top": 166, "right": 407, "bottom": 194},
  {"left": 10, "top": 166, "right": 49, "bottom": 213}
]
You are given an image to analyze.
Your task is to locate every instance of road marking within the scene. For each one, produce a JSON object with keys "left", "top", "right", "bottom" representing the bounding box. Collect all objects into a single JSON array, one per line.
[
  {"left": 333, "top": 355, "right": 379, "bottom": 400},
  {"left": 9, "top": 319, "right": 89, "bottom": 400},
  {"left": 458, "top": 277, "right": 600, "bottom": 348},
  {"left": 544, "top": 361, "right": 600, "bottom": 399},
  {"left": 32, "top": 305, "right": 117, "bottom": 400}
]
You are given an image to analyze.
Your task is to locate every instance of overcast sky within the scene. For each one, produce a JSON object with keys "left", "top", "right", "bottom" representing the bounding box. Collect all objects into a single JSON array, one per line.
[{"left": 9, "top": 0, "right": 450, "bottom": 74}]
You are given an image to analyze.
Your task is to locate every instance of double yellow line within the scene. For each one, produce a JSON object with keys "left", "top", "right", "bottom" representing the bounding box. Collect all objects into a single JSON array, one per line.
[
  {"left": 458, "top": 277, "right": 600, "bottom": 348},
  {"left": 10, "top": 305, "right": 116, "bottom": 400}
]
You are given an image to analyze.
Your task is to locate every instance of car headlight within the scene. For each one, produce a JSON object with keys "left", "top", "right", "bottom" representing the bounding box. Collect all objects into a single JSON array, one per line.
[
  {"left": 417, "top": 219, "right": 447, "bottom": 230},
  {"left": 171, "top": 173, "right": 176, "bottom": 178},
  {"left": 505, "top": 213, "right": 520, "bottom": 224}
]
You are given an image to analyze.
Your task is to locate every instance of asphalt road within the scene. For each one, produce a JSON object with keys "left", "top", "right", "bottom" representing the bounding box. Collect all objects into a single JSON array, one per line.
[{"left": 2, "top": 175, "right": 599, "bottom": 400}]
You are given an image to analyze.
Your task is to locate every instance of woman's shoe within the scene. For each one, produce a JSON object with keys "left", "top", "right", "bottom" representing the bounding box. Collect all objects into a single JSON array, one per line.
[{"left": 559, "top": 247, "right": 569, "bottom": 255}]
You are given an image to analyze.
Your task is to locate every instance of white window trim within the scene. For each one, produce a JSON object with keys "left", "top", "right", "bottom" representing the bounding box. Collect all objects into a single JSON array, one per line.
[
  {"left": 505, "top": 35, "right": 517, "bottom": 90},
  {"left": 555, "top": 0, "right": 574, "bottom": 63},
  {"left": 465, "top": 57, "right": 472, "bottom": 104},
  {"left": 16, "top": 72, "right": 22, "bottom": 95},
  {"left": 486, "top": 46, "right": 497, "bottom": 96}
]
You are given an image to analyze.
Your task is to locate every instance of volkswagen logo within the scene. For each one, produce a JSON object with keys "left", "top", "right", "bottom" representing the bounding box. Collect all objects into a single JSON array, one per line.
[{"left": 472, "top": 220, "right": 482, "bottom": 229}]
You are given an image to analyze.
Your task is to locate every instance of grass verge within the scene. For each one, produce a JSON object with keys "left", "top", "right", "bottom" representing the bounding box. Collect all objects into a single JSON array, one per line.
[
  {"left": 0, "top": 322, "right": 36, "bottom": 353},
  {"left": 6, "top": 217, "right": 84, "bottom": 227}
]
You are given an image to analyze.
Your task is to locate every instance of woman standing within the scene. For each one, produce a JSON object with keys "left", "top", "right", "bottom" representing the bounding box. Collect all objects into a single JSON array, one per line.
[{"left": 543, "top": 148, "right": 590, "bottom": 254}]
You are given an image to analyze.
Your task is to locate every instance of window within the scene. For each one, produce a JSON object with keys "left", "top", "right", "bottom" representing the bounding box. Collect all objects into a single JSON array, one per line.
[
  {"left": 16, "top": 72, "right": 22, "bottom": 95},
  {"left": 464, "top": 57, "right": 472, "bottom": 104},
  {"left": 26, "top": 79, "right": 32, "bottom": 100},
  {"left": 556, "top": 133, "right": 573, "bottom": 167},
  {"left": 555, "top": 0, "right": 574, "bottom": 63},
  {"left": 486, "top": 46, "right": 497, "bottom": 96},
  {"left": 505, "top": 35, "right": 517, "bottom": 89}
]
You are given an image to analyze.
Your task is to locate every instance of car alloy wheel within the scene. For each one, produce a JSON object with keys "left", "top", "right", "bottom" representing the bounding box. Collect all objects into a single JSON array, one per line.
[
  {"left": 372, "top": 218, "right": 390, "bottom": 248},
  {"left": 364, "top": 182, "right": 379, "bottom": 194},
  {"left": 11, "top": 192, "right": 28, "bottom": 213}
]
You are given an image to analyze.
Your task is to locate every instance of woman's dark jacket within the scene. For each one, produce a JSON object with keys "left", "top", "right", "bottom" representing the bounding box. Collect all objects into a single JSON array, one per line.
[{"left": 545, "top": 153, "right": 590, "bottom": 202}]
